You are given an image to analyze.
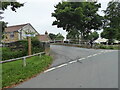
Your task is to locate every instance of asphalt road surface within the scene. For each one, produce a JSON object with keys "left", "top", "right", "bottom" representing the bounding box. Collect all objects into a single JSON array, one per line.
[{"left": 16, "top": 45, "right": 118, "bottom": 88}]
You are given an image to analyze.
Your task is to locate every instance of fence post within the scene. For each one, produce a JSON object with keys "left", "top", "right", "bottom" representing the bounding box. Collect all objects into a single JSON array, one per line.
[
  {"left": 39, "top": 53, "right": 41, "bottom": 57},
  {"left": 23, "top": 57, "right": 26, "bottom": 67}
]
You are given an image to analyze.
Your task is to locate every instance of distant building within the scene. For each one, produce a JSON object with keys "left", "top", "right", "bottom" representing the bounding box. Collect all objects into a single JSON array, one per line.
[
  {"left": 93, "top": 38, "right": 108, "bottom": 44},
  {"left": 2, "top": 23, "right": 39, "bottom": 43},
  {"left": 94, "top": 38, "right": 120, "bottom": 44},
  {"left": 37, "top": 31, "right": 51, "bottom": 43}
]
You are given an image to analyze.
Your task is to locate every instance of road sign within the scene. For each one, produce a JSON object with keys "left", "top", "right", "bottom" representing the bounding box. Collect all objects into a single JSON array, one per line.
[{"left": 26, "top": 34, "right": 35, "bottom": 37}]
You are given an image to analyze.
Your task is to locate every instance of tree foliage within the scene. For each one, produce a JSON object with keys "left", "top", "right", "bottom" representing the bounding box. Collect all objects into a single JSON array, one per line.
[
  {"left": 49, "top": 33, "right": 64, "bottom": 41},
  {"left": 0, "top": 1, "right": 24, "bottom": 33},
  {"left": 66, "top": 29, "right": 80, "bottom": 39},
  {"left": 88, "top": 31, "right": 99, "bottom": 41},
  {"left": 56, "top": 33, "right": 64, "bottom": 40},
  {"left": 49, "top": 33, "right": 56, "bottom": 40},
  {"left": 0, "top": 2, "right": 24, "bottom": 12},
  {"left": 101, "top": 1, "right": 120, "bottom": 43},
  {"left": 52, "top": 2, "right": 103, "bottom": 40}
]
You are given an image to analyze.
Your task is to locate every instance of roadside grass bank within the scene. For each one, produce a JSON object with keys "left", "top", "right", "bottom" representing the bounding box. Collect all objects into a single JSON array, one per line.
[
  {"left": 2, "top": 55, "right": 52, "bottom": 88},
  {"left": 52, "top": 43, "right": 120, "bottom": 50}
]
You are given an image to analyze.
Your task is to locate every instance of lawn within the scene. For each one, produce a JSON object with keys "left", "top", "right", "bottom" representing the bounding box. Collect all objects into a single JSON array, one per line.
[{"left": 2, "top": 55, "right": 52, "bottom": 88}]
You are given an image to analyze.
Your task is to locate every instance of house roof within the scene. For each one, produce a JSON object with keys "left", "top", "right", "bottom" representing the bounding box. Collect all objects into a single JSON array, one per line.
[
  {"left": 5, "top": 23, "right": 28, "bottom": 32},
  {"left": 37, "top": 35, "right": 51, "bottom": 42}
]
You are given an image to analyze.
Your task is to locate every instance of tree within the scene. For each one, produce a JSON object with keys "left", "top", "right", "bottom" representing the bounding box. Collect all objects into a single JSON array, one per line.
[
  {"left": 0, "top": 2, "right": 24, "bottom": 12},
  {"left": 88, "top": 31, "right": 99, "bottom": 41},
  {"left": 52, "top": 2, "right": 103, "bottom": 42},
  {"left": 0, "top": 21, "right": 7, "bottom": 33},
  {"left": 88, "top": 31, "right": 99, "bottom": 47},
  {"left": 49, "top": 33, "right": 56, "bottom": 40},
  {"left": 55, "top": 33, "right": 64, "bottom": 40},
  {"left": 101, "top": 1, "right": 120, "bottom": 44},
  {"left": 0, "top": 1, "right": 24, "bottom": 33},
  {"left": 49, "top": 33, "right": 64, "bottom": 41},
  {"left": 101, "top": 27, "right": 117, "bottom": 44},
  {"left": 66, "top": 28, "right": 80, "bottom": 43}
]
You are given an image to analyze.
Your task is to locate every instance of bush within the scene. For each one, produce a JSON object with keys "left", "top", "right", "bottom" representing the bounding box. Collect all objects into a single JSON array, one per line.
[{"left": 31, "top": 37, "right": 44, "bottom": 54}]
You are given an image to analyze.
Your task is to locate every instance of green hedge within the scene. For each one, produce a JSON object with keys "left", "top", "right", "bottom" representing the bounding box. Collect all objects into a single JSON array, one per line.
[
  {"left": 2, "top": 47, "right": 27, "bottom": 60},
  {"left": 2, "top": 38, "right": 45, "bottom": 61},
  {"left": 97, "top": 45, "right": 120, "bottom": 50}
]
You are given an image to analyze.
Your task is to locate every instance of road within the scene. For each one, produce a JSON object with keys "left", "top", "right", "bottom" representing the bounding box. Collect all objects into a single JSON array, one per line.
[{"left": 16, "top": 45, "right": 118, "bottom": 88}]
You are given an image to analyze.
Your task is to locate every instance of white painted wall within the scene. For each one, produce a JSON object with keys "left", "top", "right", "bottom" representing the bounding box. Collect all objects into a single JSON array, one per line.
[{"left": 18, "top": 24, "right": 39, "bottom": 40}]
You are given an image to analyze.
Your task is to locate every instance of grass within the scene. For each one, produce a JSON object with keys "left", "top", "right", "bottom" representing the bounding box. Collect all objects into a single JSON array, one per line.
[
  {"left": 2, "top": 55, "right": 52, "bottom": 88},
  {"left": 0, "top": 64, "right": 2, "bottom": 89}
]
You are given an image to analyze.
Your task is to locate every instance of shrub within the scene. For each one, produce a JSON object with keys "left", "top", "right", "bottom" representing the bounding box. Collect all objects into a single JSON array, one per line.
[{"left": 31, "top": 37, "right": 44, "bottom": 54}]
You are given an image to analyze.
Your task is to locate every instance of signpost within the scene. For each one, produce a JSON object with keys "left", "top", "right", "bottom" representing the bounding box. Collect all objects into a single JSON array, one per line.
[{"left": 26, "top": 34, "right": 35, "bottom": 55}]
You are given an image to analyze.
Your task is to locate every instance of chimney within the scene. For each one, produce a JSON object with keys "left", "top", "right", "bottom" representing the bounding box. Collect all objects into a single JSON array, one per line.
[{"left": 45, "top": 31, "right": 48, "bottom": 35}]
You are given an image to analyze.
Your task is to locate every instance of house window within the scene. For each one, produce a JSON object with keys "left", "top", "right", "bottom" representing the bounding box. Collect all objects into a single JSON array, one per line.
[{"left": 10, "top": 32, "right": 14, "bottom": 39}]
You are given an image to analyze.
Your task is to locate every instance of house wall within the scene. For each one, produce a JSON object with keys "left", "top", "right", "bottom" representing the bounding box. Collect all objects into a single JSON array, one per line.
[
  {"left": 2, "top": 31, "right": 19, "bottom": 43},
  {"left": 3, "top": 24, "right": 39, "bottom": 43},
  {"left": 18, "top": 24, "right": 39, "bottom": 40}
]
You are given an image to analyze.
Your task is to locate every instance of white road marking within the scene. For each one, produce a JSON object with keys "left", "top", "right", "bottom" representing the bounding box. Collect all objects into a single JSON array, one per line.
[
  {"left": 69, "top": 60, "right": 77, "bottom": 64},
  {"left": 92, "top": 54, "right": 98, "bottom": 56},
  {"left": 44, "top": 50, "right": 113, "bottom": 73},
  {"left": 44, "top": 67, "right": 56, "bottom": 73},
  {"left": 57, "top": 64, "right": 67, "bottom": 68},
  {"left": 87, "top": 55, "right": 92, "bottom": 58},
  {"left": 79, "top": 58, "right": 85, "bottom": 60}
]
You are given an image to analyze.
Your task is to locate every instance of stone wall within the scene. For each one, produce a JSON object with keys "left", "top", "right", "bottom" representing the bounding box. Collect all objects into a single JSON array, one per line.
[{"left": 2, "top": 31, "right": 19, "bottom": 43}]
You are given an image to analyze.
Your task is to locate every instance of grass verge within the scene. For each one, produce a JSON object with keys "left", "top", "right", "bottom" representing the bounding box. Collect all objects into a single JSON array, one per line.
[
  {"left": 52, "top": 43, "right": 120, "bottom": 50},
  {"left": 2, "top": 55, "right": 52, "bottom": 88}
]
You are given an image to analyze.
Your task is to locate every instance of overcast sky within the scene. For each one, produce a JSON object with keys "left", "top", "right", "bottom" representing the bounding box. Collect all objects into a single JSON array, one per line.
[{"left": 3, "top": 0, "right": 112, "bottom": 39}]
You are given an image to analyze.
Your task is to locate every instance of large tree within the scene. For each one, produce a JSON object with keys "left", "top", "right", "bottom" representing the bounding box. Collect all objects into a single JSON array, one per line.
[
  {"left": 52, "top": 1, "right": 103, "bottom": 42},
  {"left": 101, "top": 0, "right": 120, "bottom": 44}
]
